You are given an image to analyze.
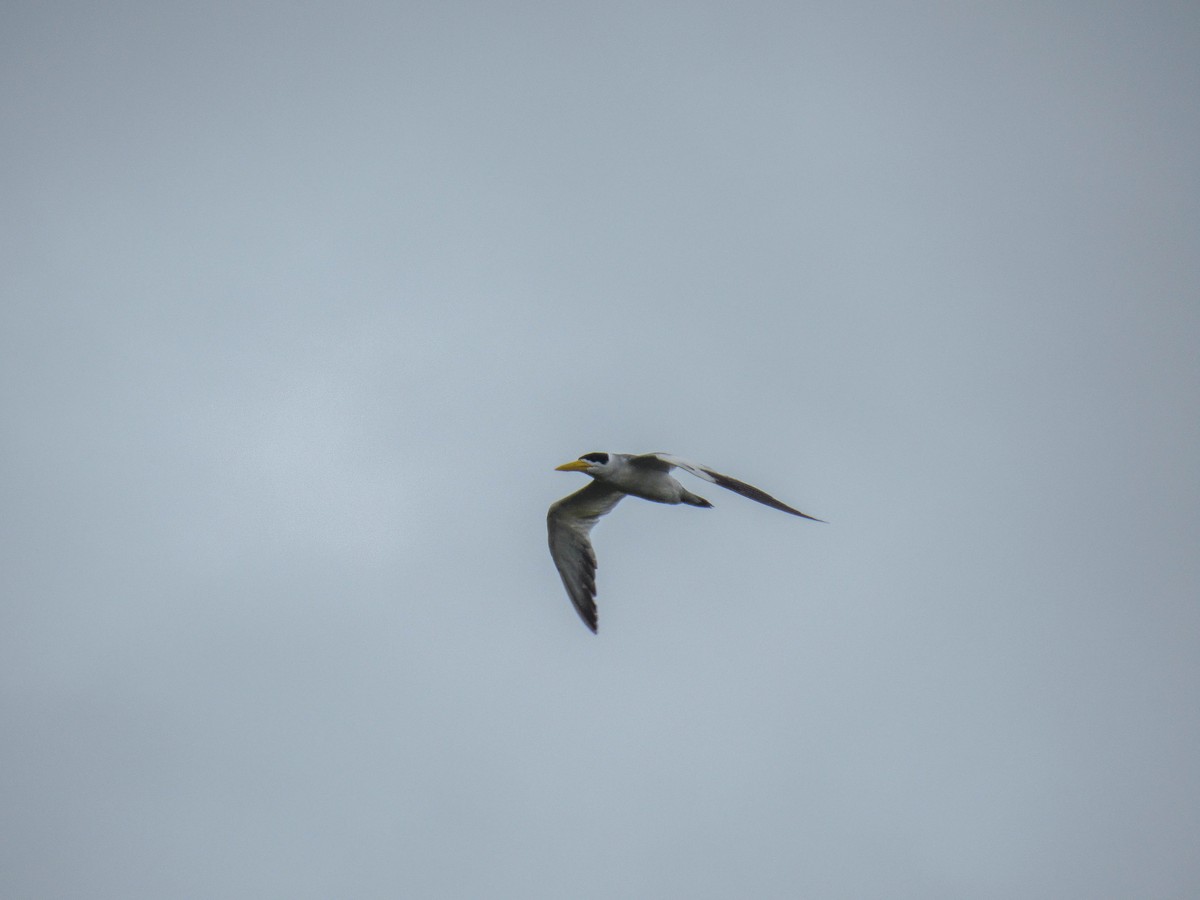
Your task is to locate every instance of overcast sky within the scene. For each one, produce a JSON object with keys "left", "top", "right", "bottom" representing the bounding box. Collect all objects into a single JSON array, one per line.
[{"left": 3, "top": 3, "right": 1198, "bottom": 898}]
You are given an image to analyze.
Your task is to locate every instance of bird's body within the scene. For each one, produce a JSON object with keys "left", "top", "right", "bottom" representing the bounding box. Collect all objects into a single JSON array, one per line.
[{"left": 547, "top": 452, "right": 822, "bottom": 632}]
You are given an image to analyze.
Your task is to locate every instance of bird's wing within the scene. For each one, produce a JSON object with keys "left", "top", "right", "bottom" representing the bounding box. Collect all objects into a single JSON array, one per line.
[
  {"left": 547, "top": 480, "right": 626, "bottom": 633},
  {"left": 634, "top": 452, "right": 824, "bottom": 521}
]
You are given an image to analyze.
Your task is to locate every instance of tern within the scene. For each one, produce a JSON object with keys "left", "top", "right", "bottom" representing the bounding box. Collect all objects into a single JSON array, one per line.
[{"left": 548, "top": 452, "right": 823, "bottom": 632}]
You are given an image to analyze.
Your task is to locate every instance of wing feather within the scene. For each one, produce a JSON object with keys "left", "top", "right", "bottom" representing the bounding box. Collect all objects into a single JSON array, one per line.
[
  {"left": 636, "top": 453, "right": 824, "bottom": 521},
  {"left": 547, "top": 481, "right": 625, "bottom": 632}
]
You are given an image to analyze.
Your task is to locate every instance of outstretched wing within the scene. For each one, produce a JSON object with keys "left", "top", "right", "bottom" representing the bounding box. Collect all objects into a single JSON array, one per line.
[
  {"left": 634, "top": 453, "right": 825, "bottom": 521},
  {"left": 547, "top": 481, "right": 626, "bottom": 633}
]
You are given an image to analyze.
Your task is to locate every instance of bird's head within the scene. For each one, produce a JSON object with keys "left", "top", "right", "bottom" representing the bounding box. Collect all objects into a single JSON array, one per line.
[{"left": 554, "top": 451, "right": 613, "bottom": 477}]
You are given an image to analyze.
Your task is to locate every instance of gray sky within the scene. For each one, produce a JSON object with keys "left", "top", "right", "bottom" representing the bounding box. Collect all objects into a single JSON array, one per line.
[{"left": 3, "top": 3, "right": 1198, "bottom": 898}]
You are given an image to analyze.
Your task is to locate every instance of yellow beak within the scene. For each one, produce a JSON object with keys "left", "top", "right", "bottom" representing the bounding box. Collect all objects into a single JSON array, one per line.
[{"left": 554, "top": 459, "right": 591, "bottom": 472}]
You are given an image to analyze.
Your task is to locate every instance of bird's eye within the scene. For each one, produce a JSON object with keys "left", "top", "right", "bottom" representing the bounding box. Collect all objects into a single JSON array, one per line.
[{"left": 581, "top": 452, "right": 609, "bottom": 465}]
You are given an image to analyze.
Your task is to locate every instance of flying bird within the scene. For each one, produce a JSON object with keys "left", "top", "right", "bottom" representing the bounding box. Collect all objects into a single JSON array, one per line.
[{"left": 548, "top": 452, "right": 823, "bottom": 632}]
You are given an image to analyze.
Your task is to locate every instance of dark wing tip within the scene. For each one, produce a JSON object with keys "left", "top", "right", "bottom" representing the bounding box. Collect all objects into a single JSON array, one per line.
[
  {"left": 566, "top": 584, "right": 599, "bottom": 633},
  {"left": 788, "top": 509, "right": 827, "bottom": 523},
  {"left": 575, "top": 581, "right": 598, "bottom": 632}
]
